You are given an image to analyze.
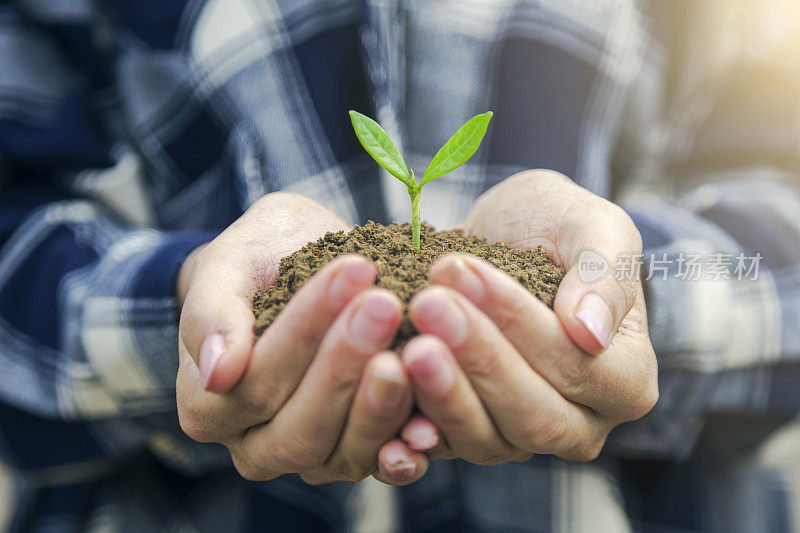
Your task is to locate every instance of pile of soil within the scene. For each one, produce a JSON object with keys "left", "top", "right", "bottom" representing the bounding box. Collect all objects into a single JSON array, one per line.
[{"left": 253, "top": 222, "right": 564, "bottom": 351}]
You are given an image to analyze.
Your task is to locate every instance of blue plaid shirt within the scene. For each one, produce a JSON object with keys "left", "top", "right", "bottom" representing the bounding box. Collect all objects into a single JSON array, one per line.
[{"left": 2, "top": 1, "right": 800, "bottom": 531}]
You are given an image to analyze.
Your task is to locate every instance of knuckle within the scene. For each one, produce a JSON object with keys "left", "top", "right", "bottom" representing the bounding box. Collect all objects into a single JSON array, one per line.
[
  {"left": 327, "top": 347, "right": 381, "bottom": 393},
  {"left": 615, "top": 276, "right": 639, "bottom": 315},
  {"left": 621, "top": 347, "right": 659, "bottom": 421},
  {"left": 569, "top": 440, "right": 605, "bottom": 463},
  {"left": 325, "top": 460, "right": 370, "bottom": 483},
  {"left": 632, "top": 376, "right": 659, "bottom": 421},
  {"left": 471, "top": 442, "right": 516, "bottom": 466},
  {"left": 432, "top": 402, "right": 470, "bottom": 429},
  {"left": 232, "top": 463, "right": 266, "bottom": 482},
  {"left": 623, "top": 309, "right": 650, "bottom": 337},
  {"left": 237, "top": 383, "right": 280, "bottom": 420},
  {"left": 456, "top": 344, "right": 503, "bottom": 383},
  {"left": 282, "top": 311, "right": 324, "bottom": 354},
  {"left": 427, "top": 388, "right": 474, "bottom": 428},
  {"left": 436, "top": 406, "right": 472, "bottom": 429},
  {"left": 178, "top": 417, "right": 213, "bottom": 443},
  {"left": 327, "top": 359, "right": 364, "bottom": 393},
  {"left": 555, "top": 355, "right": 591, "bottom": 398},
  {"left": 299, "top": 472, "right": 329, "bottom": 486},
  {"left": 177, "top": 405, "right": 217, "bottom": 444},
  {"left": 351, "top": 413, "right": 396, "bottom": 442},
  {"left": 230, "top": 453, "right": 276, "bottom": 482},
  {"left": 491, "top": 293, "right": 527, "bottom": 332},
  {"left": 271, "top": 435, "right": 328, "bottom": 471},
  {"left": 518, "top": 409, "right": 569, "bottom": 453}
]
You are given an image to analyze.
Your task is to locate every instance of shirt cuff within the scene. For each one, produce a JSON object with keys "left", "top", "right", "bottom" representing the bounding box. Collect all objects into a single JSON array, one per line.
[
  {"left": 133, "top": 231, "right": 217, "bottom": 299},
  {"left": 76, "top": 230, "right": 216, "bottom": 418}
]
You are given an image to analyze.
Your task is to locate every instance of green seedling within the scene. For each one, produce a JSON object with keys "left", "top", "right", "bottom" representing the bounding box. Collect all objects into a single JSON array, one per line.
[{"left": 349, "top": 110, "right": 493, "bottom": 248}]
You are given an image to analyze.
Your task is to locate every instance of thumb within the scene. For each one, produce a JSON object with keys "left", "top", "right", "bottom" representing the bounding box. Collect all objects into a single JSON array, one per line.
[
  {"left": 553, "top": 229, "right": 642, "bottom": 356},
  {"left": 179, "top": 251, "right": 258, "bottom": 394},
  {"left": 177, "top": 191, "right": 352, "bottom": 394}
]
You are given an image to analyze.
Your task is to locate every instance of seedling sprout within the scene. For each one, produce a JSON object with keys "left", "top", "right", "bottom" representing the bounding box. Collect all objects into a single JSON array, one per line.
[{"left": 349, "top": 110, "right": 493, "bottom": 248}]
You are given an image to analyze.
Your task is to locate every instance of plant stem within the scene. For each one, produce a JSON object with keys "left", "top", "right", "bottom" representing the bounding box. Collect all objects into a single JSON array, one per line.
[{"left": 411, "top": 187, "right": 421, "bottom": 248}]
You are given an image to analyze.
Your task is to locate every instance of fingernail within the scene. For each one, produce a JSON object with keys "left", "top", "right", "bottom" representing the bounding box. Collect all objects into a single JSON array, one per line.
[
  {"left": 349, "top": 292, "right": 399, "bottom": 351},
  {"left": 410, "top": 289, "right": 469, "bottom": 347},
  {"left": 199, "top": 333, "right": 225, "bottom": 390},
  {"left": 575, "top": 293, "right": 614, "bottom": 349},
  {"left": 437, "top": 257, "right": 485, "bottom": 301},
  {"left": 367, "top": 354, "right": 405, "bottom": 408},
  {"left": 383, "top": 446, "right": 416, "bottom": 480},
  {"left": 404, "top": 338, "right": 455, "bottom": 396},
  {"left": 328, "top": 259, "right": 375, "bottom": 306},
  {"left": 402, "top": 422, "right": 439, "bottom": 451}
]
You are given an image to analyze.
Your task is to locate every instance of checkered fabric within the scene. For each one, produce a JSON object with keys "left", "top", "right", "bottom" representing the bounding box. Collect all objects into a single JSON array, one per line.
[{"left": 1, "top": 0, "right": 799, "bottom": 531}]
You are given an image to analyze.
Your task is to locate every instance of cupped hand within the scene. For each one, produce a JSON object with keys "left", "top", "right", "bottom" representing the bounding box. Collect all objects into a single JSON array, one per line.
[
  {"left": 176, "top": 192, "right": 427, "bottom": 485},
  {"left": 395, "top": 170, "right": 658, "bottom": 462}
]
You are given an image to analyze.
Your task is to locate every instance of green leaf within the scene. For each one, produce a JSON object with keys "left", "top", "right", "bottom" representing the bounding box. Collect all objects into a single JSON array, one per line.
[
  {"left": 349, "top": 110, "right": 410, "bottom": 186},
  {"left": 420, "top": 111, "right": 493, "bottom": 186}
]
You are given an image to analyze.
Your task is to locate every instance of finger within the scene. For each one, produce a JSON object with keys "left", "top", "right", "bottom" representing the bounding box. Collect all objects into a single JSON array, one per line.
[
  {"left": 400, "top": 414, "right": 440, "bottom": 451},
  {"left": 552, "top": 206, "right": 642, "bottom": 355},
  {"left": 457, "top": 169, "right": 641, "bottom": 355},
  {"left": 179, "top": 247, "right": 259, "bottom": 393},
  {"left": 236, "top": 289, "right": 402, "bottom": 473},
  {"left": 179, "top": 199, "right": 339, "bottom": 393},
  {"left": 239, "top": 255, "right": 376, "bottom": 413},
  {"left": 410, "top": 287, "right": 605, "bottom": 461},
  {"left": 429, "top": 254, "right": 657, "bottom": 421},
  {"left": 177, "top": 255, "right": 378, "bottom": 441},
  {"left": 323, "top": 352, "right": 413, "bottom": 482},
  {"left": 374, "top": 440, "right": 429, "bottom": 486},
  {"left": 402, "top": 335, "right": 516, "bottom": 465},
  {"left": 400, "top": 415, "right": 454, "bottom": 460}
]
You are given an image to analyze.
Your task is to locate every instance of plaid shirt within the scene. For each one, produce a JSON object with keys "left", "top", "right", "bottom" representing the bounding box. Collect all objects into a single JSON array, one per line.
[{"left": 1, "top": 0, "right": 800, "bottom": 531}]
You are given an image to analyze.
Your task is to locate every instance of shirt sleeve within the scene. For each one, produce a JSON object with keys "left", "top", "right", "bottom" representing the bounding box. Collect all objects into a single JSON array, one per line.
[
  {"left": 607, "top": 177, "right": 800, "bottom": 459},
  {"left": 0, "top": 4, "right": 229, "bottom": 475},
  {"left": 0, "top": 180, "right": 229, "bottom": 472},
  {"left": 602, "top": 0, "right": 800, "bottom": 460}
]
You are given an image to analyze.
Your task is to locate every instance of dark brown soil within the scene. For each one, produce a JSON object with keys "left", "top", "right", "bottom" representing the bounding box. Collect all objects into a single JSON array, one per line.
[{"left": 252, "top": 222, "right": 564, "bottom": 351}]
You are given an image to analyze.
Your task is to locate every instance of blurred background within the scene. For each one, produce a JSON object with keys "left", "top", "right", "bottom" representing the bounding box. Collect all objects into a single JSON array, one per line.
[{"left": 1, "top": 0, "right": 800, "bottom": 531}]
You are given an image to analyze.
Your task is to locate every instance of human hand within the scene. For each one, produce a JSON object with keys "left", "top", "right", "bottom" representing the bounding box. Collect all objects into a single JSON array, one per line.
[
  {"left": 176, "top": 192, "right": 427, "bottom": 485},
  {"left": 396, "top": 170, "right": 658, "bottom": 462}
]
